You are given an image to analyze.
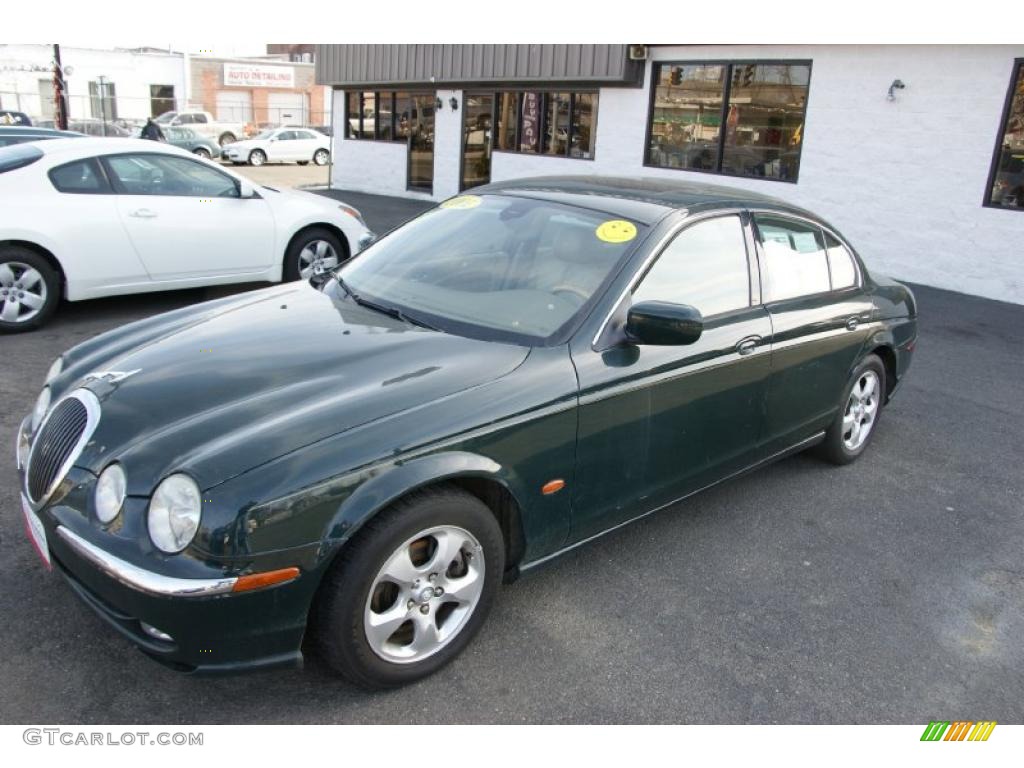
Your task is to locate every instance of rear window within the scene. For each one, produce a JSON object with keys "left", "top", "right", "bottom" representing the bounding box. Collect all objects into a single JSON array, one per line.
[{"left": 0, "top": 143, "right": 43, "bottom": 173}]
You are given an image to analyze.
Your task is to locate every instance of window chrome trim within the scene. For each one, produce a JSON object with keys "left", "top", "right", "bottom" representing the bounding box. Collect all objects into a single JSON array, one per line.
[
  {"left": 25, "top": 388, "right": 101, "bottom": 509},
  {"left": 56, "top": 526, "right": 237, "bottom": 597}
]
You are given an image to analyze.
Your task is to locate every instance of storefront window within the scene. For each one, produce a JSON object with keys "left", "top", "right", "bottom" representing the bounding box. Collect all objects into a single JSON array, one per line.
[
  {"left": 346, "top": 90, "right": 407, "bottom": 143},
  {"left": 495, "top": 92, "right": 518, "bottom": 151},
  {"left": 376, "top": 92, "right": 394, "bottom": 141},
  {"left": 542, "top": 92, "right": 570, "bottom": 156},
  {"left": 646, "top": 61, "right": 811, "bottom": 183},
  {"left": 986, "top": 60, "right": 1024, "bottom": 211},
  {"left": 570, "top": 93, "right": 596, "bottom": 159},
  {"left": 395, "top": 92, "right": 411, "bottom": 140}
]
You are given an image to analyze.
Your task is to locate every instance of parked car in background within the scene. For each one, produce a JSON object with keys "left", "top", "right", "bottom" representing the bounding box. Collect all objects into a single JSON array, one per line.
[
  {"left": 221, "top": 127, "right": 330, "bottom": 167},
  {"left": 68, "top": 120, "right": 133, "bottom": 138},
  {"left": 154, "top": 110, "right": 248, "bottom": 147},
  {"left": 0, "top": 126, "right": 84, "bottom": 147},
  {"left": 1, "top": 110, "right": 32, "bottom": 126},
  {"left": 0, "top": 138, "right": 374, "bottom": 331},
  {"left": 157, "top": 126, "right": 221, "bottom": 159},
  {"left": 13, "top": 176, "right": 916, "bottom": 686}
]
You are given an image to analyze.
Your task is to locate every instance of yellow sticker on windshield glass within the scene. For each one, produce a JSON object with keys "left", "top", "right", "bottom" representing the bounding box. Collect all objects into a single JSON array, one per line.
[
  {"left": 440, "top": 195, "right": 482, "bottom": 210},
  {"left": 595, "top": 219, "right": 637, "bottom": 243}
]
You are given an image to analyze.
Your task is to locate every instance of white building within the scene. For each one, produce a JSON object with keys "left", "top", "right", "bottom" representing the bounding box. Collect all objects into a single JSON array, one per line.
[
  {"left": 319, "top": 45, "right": 1024, "bottom": 305},
  {"left": 0, "top": 44, "right": 186, "bottom": 124}
]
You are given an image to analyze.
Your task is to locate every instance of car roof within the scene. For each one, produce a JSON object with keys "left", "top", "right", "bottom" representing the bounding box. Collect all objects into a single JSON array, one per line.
[
  {"left": 31, "top": 137, "right": 196, "bottom": 159},
  {"left": 472, "top": 175, "right": 821, "bottom": 225}
]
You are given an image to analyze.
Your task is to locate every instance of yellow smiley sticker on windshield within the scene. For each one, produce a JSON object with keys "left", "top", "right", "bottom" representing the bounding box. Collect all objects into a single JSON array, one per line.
[
  {"left": 440, "top": 195, "right": 482, "bottom": 210},
  {"left": 595, "top": 219, "right": 637, "bottom": 243}
]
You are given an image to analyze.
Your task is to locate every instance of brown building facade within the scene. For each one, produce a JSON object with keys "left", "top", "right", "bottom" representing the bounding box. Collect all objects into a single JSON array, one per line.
[{"left": 189, "top": 55, "right": 328, "bottom": 128}]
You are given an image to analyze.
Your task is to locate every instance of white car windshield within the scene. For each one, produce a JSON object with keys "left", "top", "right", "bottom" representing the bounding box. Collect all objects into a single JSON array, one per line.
[{"left": 337, "top": 194, "right": 644, "bottom": 343}]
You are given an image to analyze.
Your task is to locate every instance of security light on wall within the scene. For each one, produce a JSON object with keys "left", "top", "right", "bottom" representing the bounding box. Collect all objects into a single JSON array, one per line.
[
  {"left": 449, "top": 96, "right": 459, "bottom": 111},
  {"left": 435, "top": 97, "right": 443, "bottom": 111},
  {"left": 887, "top": 79, "right": 906, "bottom": 101}
]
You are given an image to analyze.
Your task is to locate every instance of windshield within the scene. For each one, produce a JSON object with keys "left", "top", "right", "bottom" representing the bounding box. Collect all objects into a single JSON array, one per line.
[
  {"left": 155, "top": 112, "right": 176, "bottom": 125},
  {"left": 255, "top": 130, "right": 276, "bottom": 140},
  {"left": 338, "top": 194, "right": 644, "bottom": 344}
]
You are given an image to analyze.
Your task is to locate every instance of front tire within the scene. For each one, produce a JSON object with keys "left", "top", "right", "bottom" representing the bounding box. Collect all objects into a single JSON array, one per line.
[
  {"left": 0, "top": 246, "right": 60, "bottom": 333},
  {"left": 817, "top": 354, "right": 886, "bottom": 465},
  {"left": 248, "top": 149, "right": 266, "bottom": 167},
  {"left": 283, "top": 227, "right": 346, "bottom": 281},
  {"left": 314, "top": 486, "right": 504, "bottom": 689}
]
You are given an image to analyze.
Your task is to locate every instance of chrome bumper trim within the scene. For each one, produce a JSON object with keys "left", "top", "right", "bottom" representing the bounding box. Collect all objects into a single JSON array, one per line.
[{"left": 56, "top": 526, "right": 237, "bottom": 597}]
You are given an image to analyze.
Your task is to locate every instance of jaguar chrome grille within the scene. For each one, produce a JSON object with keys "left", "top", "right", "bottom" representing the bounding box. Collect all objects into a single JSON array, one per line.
[{"left": 26, "top": 390, "right": 100, "bottom": 504}]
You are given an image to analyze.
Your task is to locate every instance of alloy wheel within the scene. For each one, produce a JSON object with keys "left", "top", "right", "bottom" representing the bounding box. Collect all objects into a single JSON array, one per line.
[
  {"left": 250, "top": 150, "right": 266, "bottom": 166},
  {"left": 0, "top": 261, "right": 47, "bottom": 324},
  {"left": 298, "top": 240, "right": 340, "bottom": 279},
  {"left": 363, "top": 525, "right": 485, "bottom": 664},
  {"left": 842, "top": 370, "right": 880, "bottom": 451},
  {"left": 314, "top": 149, "right": 329, "bottom": 166}
]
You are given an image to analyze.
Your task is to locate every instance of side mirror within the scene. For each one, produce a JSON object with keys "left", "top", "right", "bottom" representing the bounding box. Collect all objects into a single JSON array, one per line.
[
  {"left": 238, "top": 180, "right": 258, "bottom": 199},
  {"left": 625, "top": 301, "right": 703, "bottom": 346}
]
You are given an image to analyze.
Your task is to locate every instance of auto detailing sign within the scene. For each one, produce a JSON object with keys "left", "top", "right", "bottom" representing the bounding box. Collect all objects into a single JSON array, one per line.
[{"left": 223, "top": 63, "right": 295, "bottom": 89}]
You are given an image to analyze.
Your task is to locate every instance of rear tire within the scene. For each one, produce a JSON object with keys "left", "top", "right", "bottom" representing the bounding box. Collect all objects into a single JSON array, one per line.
[
  {"left": 816, "top": 354, "right": 886, "bottom": 465},
  {"left": 297, "top": 160, "right": 309, "bottom": 166},
  {"left": 218, "top": 132, "right": 236, "bottom": 147},
  {"left": 193, "top": 147, "right": 211, "bottom": 159},
  {"left": 248, "top": 149, "right": 266, "bottom": 167},
  {"left": 313, "top": 148, "right": 330, "bottom": 166},
  {"left": 0, "top": 246, "right": 60, "bottom": 333},
  {"left": 314, "top": 486, "right": 504, "bottom": 689}
]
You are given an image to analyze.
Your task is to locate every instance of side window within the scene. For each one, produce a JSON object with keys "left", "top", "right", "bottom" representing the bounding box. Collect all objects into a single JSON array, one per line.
[
  {"left": 756, "top": 215, "right": 830, "bottom": 302},
  {"left": 48, "top": 158, "right": 109, "bottom": 194},
  {"left": 191, "top": 113, "right": 208, "bottom": 124},
  {"left": 823, "top": 231, "right": 858, "bottom": 290},
  {"left": 633, "top": 215, "right": 751, "bottom": 316},
  {"left": 276, "top": 131, "right": 295, "bottom": 141},
  {"left": 104, "top": 153, "right": 238, "bottom": 198}
]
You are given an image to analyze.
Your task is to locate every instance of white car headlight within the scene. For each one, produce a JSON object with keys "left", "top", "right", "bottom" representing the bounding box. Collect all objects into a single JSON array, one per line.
[
  {"left": 148, "top": 474, "right": 202, "bottom": 553},
  {"left": 30, "top": 387, "right": 51, "bottom": 432},
  {"left": 45, "top": 356, "right": 63, "bottom": 384},
  {"left": 95, "top": 464, "right": 127, "bottom": 524}
]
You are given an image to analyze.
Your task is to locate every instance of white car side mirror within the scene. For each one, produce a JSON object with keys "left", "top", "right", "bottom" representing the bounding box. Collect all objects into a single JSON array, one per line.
[{"left": 238, "top": 180, "right": 258, "bottom": 199}]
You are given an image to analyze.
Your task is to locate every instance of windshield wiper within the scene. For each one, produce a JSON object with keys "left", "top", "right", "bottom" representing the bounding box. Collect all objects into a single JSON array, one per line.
[{"left": 332, "top": 275, "right": 439, "bottom": 331}]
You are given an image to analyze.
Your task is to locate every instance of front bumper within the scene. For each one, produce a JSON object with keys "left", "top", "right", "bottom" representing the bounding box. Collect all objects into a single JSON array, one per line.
[{"left": 16, "top": 419, "right": 321, "bottom": 675}]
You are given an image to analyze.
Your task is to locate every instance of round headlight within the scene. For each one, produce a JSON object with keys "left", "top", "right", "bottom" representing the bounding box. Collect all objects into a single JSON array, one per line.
[
  {"left": 30, "top": 387, "right": 51, "bottom": 432},
  {"left": 95, "top": 464, "right": 127, "bottom": 524},
  {"left": 148, "top": 474, "right": 202, "bottom": 553},
  {"left": 45, "top": 356, "right": 63, "bottom": 384}
]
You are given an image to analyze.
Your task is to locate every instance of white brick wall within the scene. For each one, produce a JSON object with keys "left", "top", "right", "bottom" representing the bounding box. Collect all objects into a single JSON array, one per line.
[{"left": 330, "top": 45, "right": 1024, "bottom": 304}]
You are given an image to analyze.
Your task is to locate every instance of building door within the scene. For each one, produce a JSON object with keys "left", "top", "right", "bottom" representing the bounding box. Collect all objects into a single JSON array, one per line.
[
  {"left": 407, "top": 93, "right": 435, "bottom": 192},
  {"left": 267, "top": 91, "right": 308, "bottom": 126},
  {"left": 460, "top": 93, "right": 493, "bottom": 190},
  {"left": 216, "top": 91, "right": 253, "bottom": 123}
]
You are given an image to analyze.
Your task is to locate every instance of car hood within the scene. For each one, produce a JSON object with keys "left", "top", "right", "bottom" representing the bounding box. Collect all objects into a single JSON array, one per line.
[
  {"left": 72, "top": 282, "right": 530, "bottom": 493},
  {"left": 223, "top": 139, "right": 262, "bottom": 151}
]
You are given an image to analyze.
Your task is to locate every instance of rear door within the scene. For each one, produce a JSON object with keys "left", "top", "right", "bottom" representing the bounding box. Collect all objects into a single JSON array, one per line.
[
  {"left": 103, "top": 151, "right": 276, "bottom": 280},
  {"left": 753, "top": 213, "right": 875, "bottom": 453}
]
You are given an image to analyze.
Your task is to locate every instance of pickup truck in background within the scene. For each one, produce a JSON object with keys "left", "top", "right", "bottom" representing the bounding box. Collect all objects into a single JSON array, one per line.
[{"left": 154, "top": 110, "right": 250, "bottom": 146}]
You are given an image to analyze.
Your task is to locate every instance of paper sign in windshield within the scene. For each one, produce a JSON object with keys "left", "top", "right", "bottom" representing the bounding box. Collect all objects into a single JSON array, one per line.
[{"left": 440, "top": 195, "right": 482, "bottom": 210}]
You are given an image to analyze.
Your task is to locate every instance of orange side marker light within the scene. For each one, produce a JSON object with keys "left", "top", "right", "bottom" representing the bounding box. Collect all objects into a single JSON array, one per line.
[
  {"left": 232, "top": 566, "right": 300, "bottom": 593},
  {"left": 541, "top": 479, "right": 566, "bottom": 495}
]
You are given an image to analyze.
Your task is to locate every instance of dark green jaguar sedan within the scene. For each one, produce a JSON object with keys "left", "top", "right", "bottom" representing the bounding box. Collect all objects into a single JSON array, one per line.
[{"left": 16, "top": 176, "right": 916, "bottom": 688}]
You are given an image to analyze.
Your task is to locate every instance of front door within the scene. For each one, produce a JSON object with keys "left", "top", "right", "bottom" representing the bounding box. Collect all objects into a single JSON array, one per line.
[
  {"left": 570, "top": 213, "right": 772, "bottom": 541},
  {"left": 753, "top": 214, "right": 876, "bottom": 453},
  {"left": 103, "top": 152, "right": 275, "bottom": 281},
  {"left": 461, "top": 93, "right": 493, "bottom": 190},
  {"left": 407, "top": 94, "right": 435, "bottom": 192}
]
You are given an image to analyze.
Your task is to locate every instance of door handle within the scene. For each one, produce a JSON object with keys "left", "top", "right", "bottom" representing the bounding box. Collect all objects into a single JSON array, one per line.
[
  {"left": 845, "top": 316, "right": 860, "bottom": 331},
  {"left": 736, "top": 337, "right": 760, "bottom": 356},
  {"left": 129, "top": 208, "right": 158, "bottom": 219}
]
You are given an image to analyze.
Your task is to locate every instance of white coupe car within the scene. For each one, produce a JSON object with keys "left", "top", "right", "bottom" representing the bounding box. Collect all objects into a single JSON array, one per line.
[
  {"left": 221, "top": 127, "right": 332, "bottom": 167},
  {"left": 0, "top": 138, "right": 374, "bottom": 332}
]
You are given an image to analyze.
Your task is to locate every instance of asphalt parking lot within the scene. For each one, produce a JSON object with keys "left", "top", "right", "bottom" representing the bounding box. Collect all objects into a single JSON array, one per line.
[
  {"left": 1, "top": 193, "right": 1021, "bottom": 723},
  {"left": 226, "top": 159, "right": 331, "bottom": 190}
]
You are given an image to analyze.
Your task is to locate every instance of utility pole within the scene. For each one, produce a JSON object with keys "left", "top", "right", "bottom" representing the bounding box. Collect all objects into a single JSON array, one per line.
[{"left": 52, "top": 44, "right": 69, "bottom": 130}]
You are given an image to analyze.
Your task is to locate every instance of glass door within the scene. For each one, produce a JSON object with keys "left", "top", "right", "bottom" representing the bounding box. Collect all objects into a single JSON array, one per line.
[
  {"left": 460, "top": 93, "right": 493, "bottom": 190},
  {"left": 407, "top": 93, "right": 435, "bottom": 192}
]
